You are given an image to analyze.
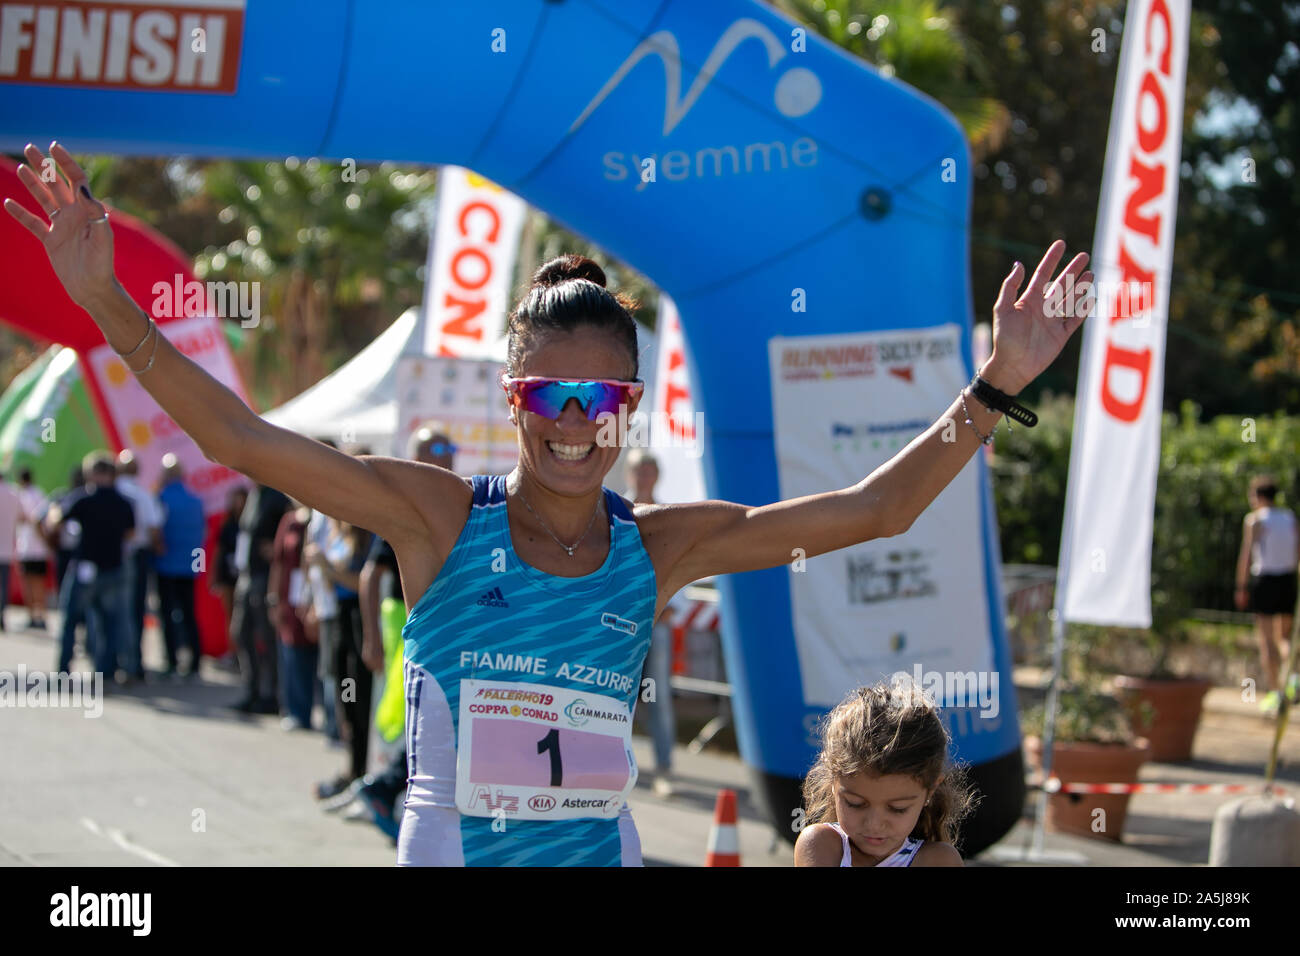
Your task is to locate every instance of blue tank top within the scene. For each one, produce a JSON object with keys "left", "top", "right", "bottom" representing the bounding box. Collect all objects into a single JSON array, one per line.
[{"left": 399, "top": 474, "right": 656, "bottom": 866}]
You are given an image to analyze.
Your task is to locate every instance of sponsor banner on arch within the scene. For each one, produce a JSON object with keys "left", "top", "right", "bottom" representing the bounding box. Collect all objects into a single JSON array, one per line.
[
  {"left": 0, "top": 0, "right": 246, "bottom": 93},
  {"left": 421, "top": 165, "right": 526, "bottom": 361},
  {"left": 768, "top": 325, "right": 992, "bottom": 710}
]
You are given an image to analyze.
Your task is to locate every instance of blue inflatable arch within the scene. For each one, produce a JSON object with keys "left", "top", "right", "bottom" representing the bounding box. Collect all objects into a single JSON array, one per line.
[{"left": 0, "top": 0, "right": 1023, "bottom": 852}]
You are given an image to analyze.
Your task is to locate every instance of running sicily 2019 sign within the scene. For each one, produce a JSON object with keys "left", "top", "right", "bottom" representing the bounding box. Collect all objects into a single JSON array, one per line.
[{"left": 770, "top": 326, "right": 998, "bottom": 734}]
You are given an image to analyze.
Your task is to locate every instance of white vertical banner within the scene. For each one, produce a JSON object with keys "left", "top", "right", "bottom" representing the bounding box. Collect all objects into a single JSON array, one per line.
[
  {"left": 1059, "top": 0, "right": 1189, "bottom": 627},
  {"left": 421, "top": 166, "right": 527, "bottom": 361},
  {"left": 394, "top": 354, "right": 518, "bottom": 475},
  {"left": 769, "top": 326, "right": 992, "bottom": 709},
  {"left": 650, "top": 295, "right": 705, "bottom": 503}
]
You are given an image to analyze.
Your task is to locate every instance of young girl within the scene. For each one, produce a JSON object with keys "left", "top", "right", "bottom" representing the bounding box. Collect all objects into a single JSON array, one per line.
[{"left": 795, "top": 679, "right": 977, "bottom": 867}]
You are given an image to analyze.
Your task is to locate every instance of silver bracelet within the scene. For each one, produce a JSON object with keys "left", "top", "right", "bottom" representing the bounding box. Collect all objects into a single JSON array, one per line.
[
  {"left": 959, "top": 388, "right": 999, "bottom": 445},
  {"left": 126, "top": 320, "right": 160, "bottom": 374},
  {"left": 115, "top": 316, "right": 154, "bottom": 359}
]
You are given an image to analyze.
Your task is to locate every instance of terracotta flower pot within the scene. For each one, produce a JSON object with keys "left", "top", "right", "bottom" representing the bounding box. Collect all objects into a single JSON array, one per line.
[
  {"left": 1024, "top": 735, "right": 1150, "bottom": 842},
  {"left": 1113, "top": 676, "right": 1212, "bottom": 763}
]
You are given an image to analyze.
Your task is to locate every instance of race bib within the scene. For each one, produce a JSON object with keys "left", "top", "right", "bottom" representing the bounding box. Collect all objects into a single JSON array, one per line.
[{"left": 455, "top": 678, "right": 637, "bottom": 822}]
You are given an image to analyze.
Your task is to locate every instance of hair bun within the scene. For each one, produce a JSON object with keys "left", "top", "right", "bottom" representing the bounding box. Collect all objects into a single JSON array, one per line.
[{"left": 532, "top": 254, "right": 607, "bottom": 290}]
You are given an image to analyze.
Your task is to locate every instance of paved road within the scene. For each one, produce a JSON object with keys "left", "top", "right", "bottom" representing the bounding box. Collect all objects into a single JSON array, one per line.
[
  {"left": 0, "top": 616, "right": 790, "bottom": 867},
  {"left": 5, "top": 610, "right": 1297, "bottom": 867}
]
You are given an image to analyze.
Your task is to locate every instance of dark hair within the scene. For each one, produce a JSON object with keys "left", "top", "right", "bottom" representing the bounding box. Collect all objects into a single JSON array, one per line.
[
  {"left": 19, "top": 467, "right": 33, "bottom": 483},
  {"left": 507, "top": 255, "right": 640, "bottom": 378},
  {"left": 1250, "top": 475, "right": 1279, "bottom": 502},
  {"left": 803, "top": 680, "right": 979, "bottom": 846}
]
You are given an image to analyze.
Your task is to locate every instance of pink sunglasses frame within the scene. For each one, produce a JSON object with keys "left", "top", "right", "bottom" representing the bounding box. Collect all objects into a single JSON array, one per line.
[{"left": 500, "top": 374, "right": 645, "bottom": 420}]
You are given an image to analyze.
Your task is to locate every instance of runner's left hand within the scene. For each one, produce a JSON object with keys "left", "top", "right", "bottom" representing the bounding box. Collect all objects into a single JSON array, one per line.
[{"left": 981, "top": 239, "right": 1092, "bottom": 395}]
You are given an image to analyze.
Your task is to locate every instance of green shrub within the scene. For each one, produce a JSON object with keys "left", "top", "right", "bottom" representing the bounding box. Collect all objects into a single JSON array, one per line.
[{"left": 991, "top": 397, "right": 1300, "bottom": 624}]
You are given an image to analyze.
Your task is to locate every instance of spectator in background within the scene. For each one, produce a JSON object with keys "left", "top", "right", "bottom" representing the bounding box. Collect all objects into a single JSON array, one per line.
[
  {"left": 1236, "top": 474, "right": 1300, "bottom": 715},
  {"left": 15, "top": 467, "right": 52, "bottom": 631},
  {"left": 229, "top": 482, "right": 290, "bottom": 714},
  {"left": 115, "top": 451, "right": 163, "bottom": 679},
  {"left": 48, "top": 467, "right": 85, "bottom": 594},
  {"left": 53, "top": 452, "right": 134, "bottom": 678},
  {"left": 211, "top": 486, "right": 248, "bottom": 634},
  {"left": 0, "top": 471, "right": 19, "bottom": 632},
  {"left": 270, "top": 498, "right": 316, "bottom": 731},
  {"left": 340, "top": 424, "right": 454, "bottom": 835},
  {"left": 307, "top": 514, "right": 375, "bottom": 800},
  {"left": 154, "top": 455, "right": 206, "bottom": 680},
  {"left": 305, "top": 438, "right": 342, "bottom": 743},
  {"left": 622, "top": 449, "right": 676, "bottom": 796}
]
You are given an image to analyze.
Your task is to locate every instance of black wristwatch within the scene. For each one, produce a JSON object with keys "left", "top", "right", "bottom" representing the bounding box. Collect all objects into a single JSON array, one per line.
[{"left": 968, "top": 374, "right": 1038, "bottom": 427}]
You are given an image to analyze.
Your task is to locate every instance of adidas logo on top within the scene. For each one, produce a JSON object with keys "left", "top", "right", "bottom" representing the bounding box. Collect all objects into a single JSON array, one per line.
[{"left": 477, "top": 586, "right": 509, "bottom": 608}]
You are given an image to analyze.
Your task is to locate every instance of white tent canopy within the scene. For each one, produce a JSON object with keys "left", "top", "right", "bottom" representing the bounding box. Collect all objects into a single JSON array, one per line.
[
  {"left": 262, "top": 308, "right": 659, "bottom": 456},
  {"left": 262, "top": 307, "right": 417, "bottom": 451}
]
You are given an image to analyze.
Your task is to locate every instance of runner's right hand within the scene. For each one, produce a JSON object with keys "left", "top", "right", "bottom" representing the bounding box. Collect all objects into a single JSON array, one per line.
[{"left": 4, "top": 143, "right": 118, "bottom": 311}]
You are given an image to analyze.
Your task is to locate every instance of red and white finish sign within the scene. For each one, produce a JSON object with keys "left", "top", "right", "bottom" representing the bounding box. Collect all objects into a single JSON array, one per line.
[
  {"left": 85, "top": 314, "right": 249, "bottom": 512},
  {"left": 421, "top": 166, "right": 526, "bottom": 361},
  {"left": 1058, "top": 0, "right": 1189, "bottom": 628},
  {"left": 0, "top": 0, "right": 245, "bottom": 93}
]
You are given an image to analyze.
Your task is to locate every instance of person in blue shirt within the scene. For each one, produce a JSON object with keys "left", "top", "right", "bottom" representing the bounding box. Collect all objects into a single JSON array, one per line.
[{"left": 153, "top": 454, "right": 207, "bottom": 678}]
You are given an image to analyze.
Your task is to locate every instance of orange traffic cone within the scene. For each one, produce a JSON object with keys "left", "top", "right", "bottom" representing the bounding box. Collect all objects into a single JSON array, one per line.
[{"left": 705, "top": 789, "right": 741, "bottom": 866}]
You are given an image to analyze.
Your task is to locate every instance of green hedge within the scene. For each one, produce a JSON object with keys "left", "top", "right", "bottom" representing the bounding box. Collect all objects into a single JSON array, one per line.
[{"left": 990, "top": 396, "right": 1300, "bottom": 628}]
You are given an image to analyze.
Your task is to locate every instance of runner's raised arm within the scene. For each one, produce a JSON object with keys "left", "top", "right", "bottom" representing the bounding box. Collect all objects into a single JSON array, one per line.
[{"left": 5, "top": 143, "right": 453, "bottom": 549}]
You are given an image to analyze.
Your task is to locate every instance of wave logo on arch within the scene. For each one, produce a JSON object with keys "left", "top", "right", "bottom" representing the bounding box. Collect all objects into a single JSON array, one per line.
[{"left": 569, "top": 17, "right": 822, "bottom": 137}]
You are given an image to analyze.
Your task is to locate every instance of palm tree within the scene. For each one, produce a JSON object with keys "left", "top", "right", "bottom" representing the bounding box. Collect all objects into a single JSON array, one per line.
[{"left": 196, "top": 158, "right": 436, "bottom": 408}]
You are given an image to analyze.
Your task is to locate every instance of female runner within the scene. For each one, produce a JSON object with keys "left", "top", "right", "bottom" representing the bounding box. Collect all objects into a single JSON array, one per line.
[{"left": 8, "top": 142, "right": 1092, "bottom": 866}]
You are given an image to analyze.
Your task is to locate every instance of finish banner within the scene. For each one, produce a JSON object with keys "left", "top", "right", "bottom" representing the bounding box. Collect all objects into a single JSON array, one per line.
[
  {"left": 0, "top": 0, "right": 246, "bottom": 93},
  {"left": 421, "top": 166, "right": 527, "bottom": 361},
  {"left": 769, "top": 325, "right": 992, "bottom": 709},
  {"left": 1059, "top": 0, "right": 1188, "bottom": 627}
]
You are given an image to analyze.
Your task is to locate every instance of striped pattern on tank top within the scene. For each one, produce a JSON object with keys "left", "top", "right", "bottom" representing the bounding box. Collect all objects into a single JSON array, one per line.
[{"left": 398, "top": 474, "right": 656, "bottom": 866}]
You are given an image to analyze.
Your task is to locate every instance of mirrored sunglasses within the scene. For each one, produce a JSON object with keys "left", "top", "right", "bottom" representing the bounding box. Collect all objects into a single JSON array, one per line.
[{"left": 500, "top": 375, "right": 644, "bottom": 420}]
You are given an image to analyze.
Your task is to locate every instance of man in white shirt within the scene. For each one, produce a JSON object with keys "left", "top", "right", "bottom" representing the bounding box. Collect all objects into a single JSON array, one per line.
[
  {"left": 15, "top": 468, "right": 51, "bottom": 630},
  {"left": 0, "top": 471, "right": 20, "bottom": 632},
  {"left": 115, "top": 451, "right": 163, "bottom": 680}
]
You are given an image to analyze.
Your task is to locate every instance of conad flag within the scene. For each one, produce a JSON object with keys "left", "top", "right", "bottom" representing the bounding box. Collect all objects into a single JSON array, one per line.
[
  {"left": 421, "top": 165, "right": 526, "bottom": 361},
  {"left": 1058, "top": 0, "right": 1189, "bottom": 627},
  {"left": 651, "top": 294, "right": 704, "bottom": 504}
]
